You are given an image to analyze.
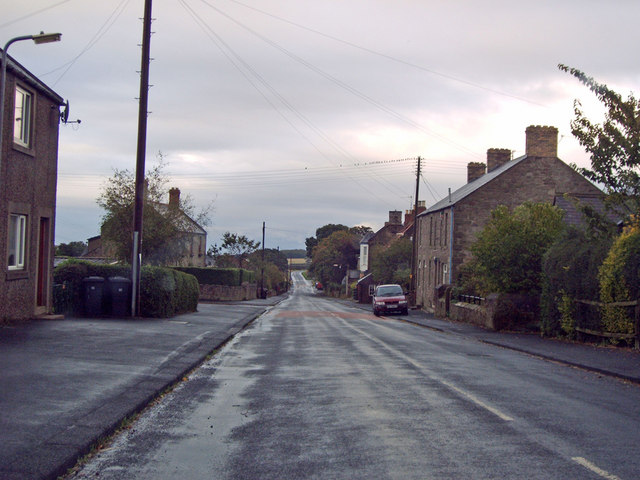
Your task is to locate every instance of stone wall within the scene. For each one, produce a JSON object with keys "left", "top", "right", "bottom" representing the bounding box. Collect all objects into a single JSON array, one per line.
[{"left": 199, "top": 283, "right": 257, "bottom": 302}]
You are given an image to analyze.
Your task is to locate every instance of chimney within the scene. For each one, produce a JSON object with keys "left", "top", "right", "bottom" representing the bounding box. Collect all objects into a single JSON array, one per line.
[
  {"left": 525, "top": 125, "right": 558, "bottom": 157},
  {"left": 387, "top": 210, "right": 402, "bottom": 226},
  {"left": 169, "top": 187, "right": 180, "bottom": 208},
  {"left": 467, "top": 162, "right": 486, "bottom": 183},
  {"left": 486, "top": 148, "right": 511, "bottom": 173},
  {"left": 404, "top": 201, "right": 427, "bottom": 227}
]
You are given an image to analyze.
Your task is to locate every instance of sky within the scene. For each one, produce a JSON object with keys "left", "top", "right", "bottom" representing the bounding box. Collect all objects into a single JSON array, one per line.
[{"left": 3, "top": 0, "right": 640, "bottom": 251}]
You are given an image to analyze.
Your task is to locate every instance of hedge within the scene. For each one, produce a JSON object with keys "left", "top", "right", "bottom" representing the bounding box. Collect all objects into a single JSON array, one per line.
[
  {"left": 54, "top": 259, "right": 199, "bottom": 318},
  {"left": 171, "top": 267, "right": 255, "bottom": 286},
  {"left": 140, "top": 266, "right": 199, "bottom": 318}
]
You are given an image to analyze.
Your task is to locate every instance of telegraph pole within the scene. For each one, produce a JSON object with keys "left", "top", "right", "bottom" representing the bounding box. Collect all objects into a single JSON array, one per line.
[
  {"left": 260, "top": 221, "right": 265, "bottom": 299},
  {"left": 131, "top": 0, "right": 153, "bottom": 316},
  {"left": 409, "top": 156, "right": 421, "bottom": 306}
]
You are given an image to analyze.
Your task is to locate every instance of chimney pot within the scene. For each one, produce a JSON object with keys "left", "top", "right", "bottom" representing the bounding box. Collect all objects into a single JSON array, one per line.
[{"left": 525, "top": 125, "right": 558, "bottom": 157}]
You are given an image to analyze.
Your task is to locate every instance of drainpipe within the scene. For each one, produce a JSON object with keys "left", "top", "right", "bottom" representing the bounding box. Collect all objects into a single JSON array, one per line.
[{"left": 448, "top": 206, "right": 454, "bottom": 284}]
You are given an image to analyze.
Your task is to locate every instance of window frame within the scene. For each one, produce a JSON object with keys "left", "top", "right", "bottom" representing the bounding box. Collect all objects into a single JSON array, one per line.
[
  {"left": 8, "top": 213, "right": 27, "bottom": 270},
  {"left": 14, "top": 85, "right": 33, "bottom": 148}
]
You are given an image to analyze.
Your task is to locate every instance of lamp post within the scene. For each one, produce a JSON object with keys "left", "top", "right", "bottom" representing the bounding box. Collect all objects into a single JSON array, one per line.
[{"left": 0, "top": 32, "right": 61, "bottom": 165}]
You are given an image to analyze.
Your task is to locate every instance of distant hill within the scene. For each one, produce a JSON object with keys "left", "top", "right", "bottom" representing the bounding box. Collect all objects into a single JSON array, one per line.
[{"left": 282, "top": 249, "right": 307, "bottom": 259}]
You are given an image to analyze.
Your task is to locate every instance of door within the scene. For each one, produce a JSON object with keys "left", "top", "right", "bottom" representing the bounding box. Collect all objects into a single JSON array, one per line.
[{"left": 36, "top": 217, "right": 50, "bottom": 308}]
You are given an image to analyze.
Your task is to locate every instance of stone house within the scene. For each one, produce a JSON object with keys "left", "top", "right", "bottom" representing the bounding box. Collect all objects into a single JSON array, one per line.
[
  {"left": 415, "top": 125, "right": 603, "bottom": 311},
  {"left": 84, "top": 187, "right": 207, "bottom": 267},
  {"left": 0, "top": 52, "right": 65, "bottom": 321}
]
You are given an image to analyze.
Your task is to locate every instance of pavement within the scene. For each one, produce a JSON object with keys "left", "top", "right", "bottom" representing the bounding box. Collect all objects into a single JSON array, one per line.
[
  {"left": 1, "top": 293, "right": 639, "bottom": 480},
  {"left": 341, "top": 298, "right": 640, "bottom": 384},
  {"left": 0, "top": 296, "right": 286, "bottom": 480}
]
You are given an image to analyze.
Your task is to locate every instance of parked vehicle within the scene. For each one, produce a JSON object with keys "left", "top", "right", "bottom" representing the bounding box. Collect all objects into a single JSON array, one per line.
[
  {"left": 372, "top": 284, "right": 408, "bottom": 316},
  {"left": 315, "top": 282, "right": 323, "bottom": 290}
]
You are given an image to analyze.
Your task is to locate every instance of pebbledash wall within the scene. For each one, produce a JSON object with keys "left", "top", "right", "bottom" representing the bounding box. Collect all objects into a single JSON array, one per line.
[
  {"left": 0, "top": 52, "right": 64, "bottom": 321},
  {"left": 415, "top": 125, "right": 603, "bottom": 312}
]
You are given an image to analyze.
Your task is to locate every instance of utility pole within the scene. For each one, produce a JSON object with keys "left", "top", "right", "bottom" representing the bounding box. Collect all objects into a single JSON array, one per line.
[
  {"left": 131, "top": 0, "right": 153, "bottom": 316},
  {"left": 409, "top": 156, "right": 421, "bottom": 306},
  {"left": 260, "top": 221, "right": 265, "bottom": 299}
]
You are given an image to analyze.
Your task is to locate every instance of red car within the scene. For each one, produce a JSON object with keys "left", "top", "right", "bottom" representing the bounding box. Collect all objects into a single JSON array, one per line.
[{"left": 372, "top": 284, "right": 409, "bottom": 316}]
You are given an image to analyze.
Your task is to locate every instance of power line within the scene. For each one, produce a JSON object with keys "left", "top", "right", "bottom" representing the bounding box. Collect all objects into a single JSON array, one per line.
[
  {"left": 195, "top": 0, "right": 483, "bottom": 160},
  {"left": 0, "top": 0, "right": 75, "bottom": 28},
  {"left": 180, "top": 0, "right": 413, "bottom": 203},
  {"left": 222, "top": 0, "right": 546, "bottom": 108}
]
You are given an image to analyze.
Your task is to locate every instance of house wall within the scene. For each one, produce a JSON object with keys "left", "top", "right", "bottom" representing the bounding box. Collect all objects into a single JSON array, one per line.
[
  {"left": 0, "top": 65, "right": 62, "bottom": 321},
  {"left": 416, "top": 153, "right": 602, "bottom": 311}
]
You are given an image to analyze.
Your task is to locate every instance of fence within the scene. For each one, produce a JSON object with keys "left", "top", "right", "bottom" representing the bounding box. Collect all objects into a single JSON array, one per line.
[
  {"left": 457, "top": 294, "right": 485, "bottom": 305},
  {"left": 574, "top": 299, "right": 639, "bottom": 349}
]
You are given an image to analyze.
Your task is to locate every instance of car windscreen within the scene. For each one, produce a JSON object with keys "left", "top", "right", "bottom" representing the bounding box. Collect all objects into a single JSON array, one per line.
[{"left": 376, "top": 286, "right": 403, "bottom": 297}]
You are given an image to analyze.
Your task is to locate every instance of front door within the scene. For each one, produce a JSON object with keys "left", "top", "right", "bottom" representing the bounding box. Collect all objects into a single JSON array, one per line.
[{"left": 36, "top": 217, "right": 50, "bottom": 310}]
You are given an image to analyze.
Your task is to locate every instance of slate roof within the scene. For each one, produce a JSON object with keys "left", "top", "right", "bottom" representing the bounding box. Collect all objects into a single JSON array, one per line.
[
  {"left": 1, "top": 50, "right": 64, "bottom": 104},
  {"left": 420, "top": 154, "right": 528, "bottom": 215},
  {"left": 553, "top": 194, "right": 624, "bottom": 228}
]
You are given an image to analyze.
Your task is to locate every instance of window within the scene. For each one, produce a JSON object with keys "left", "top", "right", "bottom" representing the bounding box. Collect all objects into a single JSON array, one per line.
[
  {"left": 14, "top": 86, "right": 33, "bottom": 147},
  {"left": 8, "top": 214, "right": 27, "bottom": 270}
]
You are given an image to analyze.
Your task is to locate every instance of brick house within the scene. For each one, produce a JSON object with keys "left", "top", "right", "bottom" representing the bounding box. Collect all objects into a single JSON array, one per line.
[
  {"left": 415, "top": 125, "right": 603, "bottom": 311},
  {"left": 84, "top": 187, "right": 207, "bottom": 267},
  {"left": 0, "top": 52, "right": 64, "bottom": 320}
]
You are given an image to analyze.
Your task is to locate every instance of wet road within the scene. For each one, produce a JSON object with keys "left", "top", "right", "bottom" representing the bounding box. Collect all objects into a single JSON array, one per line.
[{"left": 71, "top": 271, "right": 640, "bottom": 479}]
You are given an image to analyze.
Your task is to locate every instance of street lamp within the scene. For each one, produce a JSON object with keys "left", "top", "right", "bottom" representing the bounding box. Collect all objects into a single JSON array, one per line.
[{"left": 0, "top": 32, "right": 62, "bottom": 164}]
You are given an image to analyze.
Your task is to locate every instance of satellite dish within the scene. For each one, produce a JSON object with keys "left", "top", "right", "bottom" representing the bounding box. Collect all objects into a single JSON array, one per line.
[{"left": 61, "top": 100, "right": 70, "bottom": 123}]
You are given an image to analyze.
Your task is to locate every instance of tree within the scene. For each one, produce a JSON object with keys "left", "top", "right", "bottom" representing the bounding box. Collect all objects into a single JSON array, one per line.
[
  {"left": 309, "top": 229, "right": 359, "bottom": 288},
  {"left": 462, "top": 202, "right": 564, "bottom": 295},
  {"left": 97, "top": 153, "right": 212, "bottom": 265},
  {"left": 558, "top": 64, "right": 640, "bottom": 215},
  {"left": 56, "top": 241, "right": 87, "bottom": 257},
  {"left": 216, "top": 232, "right": 260, "bottom": 268},
  {"left": 304, "top": 236, "right": 318, "bottom": 258},
  {"left": 370, "top": 237, "right": 412, "bottom": 290}
]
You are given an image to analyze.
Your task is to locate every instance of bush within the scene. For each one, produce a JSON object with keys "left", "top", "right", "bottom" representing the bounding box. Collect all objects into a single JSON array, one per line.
[
  {"left": 139, "top": 267, "right": 197, "bottom": 317},
  {"left": 599, "top": 224, "right": 640, "bottom": 335},
  {"left": 172, "top": 267, "right": 254, "bottom": 286},
  {"left": 54, "top": 259, "right": 131, "bottom": 316},
  {"left": 53, "top": 259, "right": 199, "bottom": 318},
  {"left": 540, "top": 227, "right": 612, "bottom": 336}
]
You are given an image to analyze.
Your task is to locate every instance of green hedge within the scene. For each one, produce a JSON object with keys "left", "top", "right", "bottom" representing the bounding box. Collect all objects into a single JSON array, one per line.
[
  {"left": 140, "top": 266, "right": 199, "bottom": 318},
  {"left": 54, "top": 259, "right": 199, "bottom": 318},
  {"left": 171, "top": 267, "right": 255, "bottom": 286}
]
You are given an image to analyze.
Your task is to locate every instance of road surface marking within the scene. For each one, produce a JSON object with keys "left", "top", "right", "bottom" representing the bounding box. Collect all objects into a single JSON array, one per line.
[
  {"left": 572, "top": 457, "right": 621, "bottom": 480},
  {"left": 341, "top": 318, "right": 514, "bottom": 422}
]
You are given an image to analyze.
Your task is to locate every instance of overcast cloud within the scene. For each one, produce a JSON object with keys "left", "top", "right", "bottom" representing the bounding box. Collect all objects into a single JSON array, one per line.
[{"left": 3, "top": 0, "right": 639, "bottom": 250}]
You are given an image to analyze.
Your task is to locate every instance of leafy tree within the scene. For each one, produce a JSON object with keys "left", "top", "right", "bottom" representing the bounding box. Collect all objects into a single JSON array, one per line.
[
  {"left": 216, "top": 232, "right": 260, "bottom": 268},
  {"left": 316, "top": 224, "right": 349, "bottom": 241},
  {"left": 370, "top": 237, "right": 412, "bottom": 289},
  {"left": 309, "top": 229, "right": 359, "bottom": 287},
  {"left": 97, "top": 154, "right": 212, "bottom": 265},
  {"left": 305, "top": 236, "right": 318, "bottom": 258},
  {"left": 462, "top": 202, "right": 564, "bottom": 295},
  {"left": 558, "top": 64, "right": 640, "bottom": 215},
  {"left": 306, "top": 224, "right": 350, "bottom": 257},
  {"left": 56, "top": 241, "right": 87, "bottom": 257}
]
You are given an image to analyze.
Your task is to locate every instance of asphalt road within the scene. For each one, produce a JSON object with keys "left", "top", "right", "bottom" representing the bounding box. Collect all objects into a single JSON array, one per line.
[{"left": 69, "top": 272, "right": 640, "bottom": 480}]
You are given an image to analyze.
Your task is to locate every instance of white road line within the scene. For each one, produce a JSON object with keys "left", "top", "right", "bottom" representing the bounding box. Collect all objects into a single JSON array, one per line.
[
  {"left": 572, "top": 457, "right": 622, "bottom": 480},
  {"left": 340, "top": 317, "right": 514, "bottom": 422}
]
